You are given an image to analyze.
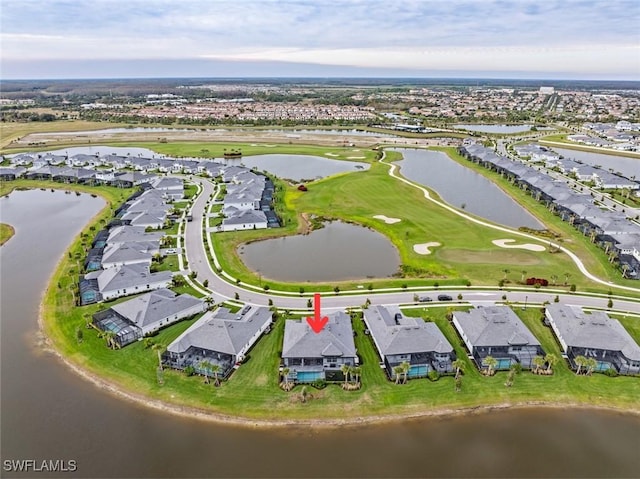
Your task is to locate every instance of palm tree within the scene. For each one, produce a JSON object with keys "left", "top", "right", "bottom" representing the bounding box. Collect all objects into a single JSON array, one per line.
[
  {"left": 502, "top": 269, "right": 510, "bottom": 280},
  {"left": 200, "top": 360, "right": 213, "bottom": 384},
  {"left": 351, "top": 366, "right": 361, "bottom": 386},
  {"left": 586, "top": 357, "right": 598, "bottom": 376},
  {"left": 505, "top": 367, "right": 516, "bottom": 387},
  {"left": 281, "top": 367, "right": 290, "bottom": 387},
  {"left": 152, "top": 343, "right": 165, "bottom": 371},
  {"left": 454, "top": 376, "right": 462, "bottom": 393},
  {"left": 341, "top": 363, "right": 351, "bottom": 386},
  {"left": 452, "top": 359, "right": 465, "bottom": 379},
  {"left": 400, "top": 361, "right": 411, "bottom": 384},
  {"left": 103, "top": 331, "right": 117, "bottom": 349},
  {"left": 483, "top": 356, "right": 498, "bottom": 376},
  {"left": 544, "top": 353, "right": 558, "bottom": 374},
  {"left": 520, "top": 270, "right": 527, "bottom": 282},
  {"left": 300, "top": 386, "right": 308, "bottom": 403},
  {"left": 532, "top": 355, "right": 545, "bottom": 374},
  {"left": 211, "top": 363, "right": 221, "bottom": 386},
  {"left": 574, "top": 355, "right": 587, "bottom": 375},
  {"left": 393, "top": 365, "right": 404, "bottom": 385}
]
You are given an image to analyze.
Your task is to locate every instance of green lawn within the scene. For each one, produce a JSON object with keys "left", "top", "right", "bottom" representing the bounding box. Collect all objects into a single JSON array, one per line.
[
  {"left": 0, "top": 222, "right": 15, "bottom": 245},
  {"left": 211, "top": 148, "right": 633, "bottom": 295}
]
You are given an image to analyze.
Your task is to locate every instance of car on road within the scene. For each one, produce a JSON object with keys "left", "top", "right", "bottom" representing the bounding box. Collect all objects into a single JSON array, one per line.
[
  {"left": 437, "top": 294, "right": 453, "bottom": 301},
  {"left": 418, "top": 296, "right": 433, "bottom": 302}
]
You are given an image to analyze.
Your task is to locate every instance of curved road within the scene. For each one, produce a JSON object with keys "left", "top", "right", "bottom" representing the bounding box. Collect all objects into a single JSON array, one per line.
[{"left": 181, "top": 161, "right": 640, "bottom": 315}]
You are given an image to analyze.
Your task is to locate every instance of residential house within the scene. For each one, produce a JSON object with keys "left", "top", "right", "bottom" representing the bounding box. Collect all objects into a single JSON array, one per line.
[
  {"left": 220, "top": 209, "right": 268, "bottom": 232},
  {"left": 92, "top": 288, "right": 205, "bottom": 347},
  {"left": 452, "top": 306, "right": 545, "bottom": 370},
  {"left": 100, "top": 242, "right": 157, "bottom": 269},
  {"left": 364, "top": 305, "right": 455, "bottom": 379},
  {"left": 282, "top": 311, "right": 357, "bottom": 383},
  {"left": 163, "top": 306, "right": 273, "bottom": 379},
  {"left": 80, "top": 263, "right": 172, "bottom": 304},
  {"left": 545, "top": 304, "right": 640, "bottom": 375}
]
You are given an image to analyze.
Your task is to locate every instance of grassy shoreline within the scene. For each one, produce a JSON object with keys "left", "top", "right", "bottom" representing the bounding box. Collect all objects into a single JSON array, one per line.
[
  {"left": 0, "top": 223, "right": 15, "bottom": 245},
  {"left": 1, "top": 138, "right": 636, "bottom": 425}
]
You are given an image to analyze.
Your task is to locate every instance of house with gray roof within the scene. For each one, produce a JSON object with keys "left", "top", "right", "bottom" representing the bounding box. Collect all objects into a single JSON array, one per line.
[
  {"left": 100, "top": 242, "right": 158, "bottom": 269},
  {"left": 282, "top": 311, "right": 357, "bottom": 383},
  {"left": 0, "top": 167, "right": 27, "bottom": 181},
  {"left": 92, "top": 288, "right": 205, "bottom": 347},
  {"left": 364, "top": 305, "right": 455, "bottom": 379},
  {"left": 81, "top": 263, "right": 172, "bottom": 303},
  {"left": 106, "top": 225, "right": 163, "bottom": 247},
  {"left": 163, "top": 306, "right": 273, "bottom": 379},
  {"left": 452, "top": 306, "right": 544, "bottom": 371},
  {"left": 545, "top": 304, "right": 640, "bottom": 375},
  {"left": 120, "top": 210, "right": 167, "bottom": 229},
  {"left": 220, "top": 209, "right": 268, "bottom": 232},
  {"left": 149, "top": 176, "right": 184, "bottom": 200}
]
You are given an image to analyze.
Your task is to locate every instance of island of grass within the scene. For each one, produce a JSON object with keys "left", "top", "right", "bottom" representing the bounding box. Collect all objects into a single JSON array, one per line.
[
  {"left": 2, "top": 133, "right": 639, "bottom": 425},
  {"left": 0, "top": 223, "right": 15, "bottom": 246}
]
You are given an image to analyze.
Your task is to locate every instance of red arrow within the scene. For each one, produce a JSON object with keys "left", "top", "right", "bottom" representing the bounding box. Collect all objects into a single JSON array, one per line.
[{"left": 306, "top": 293, "right": 328, "bottom": 334}]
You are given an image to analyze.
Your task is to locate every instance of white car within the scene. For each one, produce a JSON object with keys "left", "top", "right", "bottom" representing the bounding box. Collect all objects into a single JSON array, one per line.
[{"left": 165, "top": 248, "right": 177, "bottom": 254}]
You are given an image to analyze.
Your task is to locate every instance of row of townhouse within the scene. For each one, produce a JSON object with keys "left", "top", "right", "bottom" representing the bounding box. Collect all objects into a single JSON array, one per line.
[
  {"left": 157, "top": 301, "right": 640, "bottom": 384},
  {"left": 0, "top": 163, "right": 157, "bottom": 188},
  {"left": 514, "top": 143, "right": 638, "bottom": 189},
  {"left": 459, "top": 143, "right": 640, "bottom": 279},
  {"left": 216, "top": 165, "right": 280, "bottom": 232},
  {"left": 7, "top": 151, "right": 204, "bottom": 175},
  {"left": 79, "top": 181, "right": 184, "bottom": 305}
]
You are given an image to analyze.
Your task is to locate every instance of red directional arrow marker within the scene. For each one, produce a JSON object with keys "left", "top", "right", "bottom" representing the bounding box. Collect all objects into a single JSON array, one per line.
[{"left": 306, "top": 293, "right": 328, "bottom": 334}]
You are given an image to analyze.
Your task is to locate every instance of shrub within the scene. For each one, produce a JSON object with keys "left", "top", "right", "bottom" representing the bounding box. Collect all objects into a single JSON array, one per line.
[
  {"left": 604, "top": 368, "right": 618, "bottom": 377},
  {"left": 428, "top": 370, "right": 439, "bottom": 381},
  {"left": 184, "top": 365, "right": 195, "bottom": 377}
]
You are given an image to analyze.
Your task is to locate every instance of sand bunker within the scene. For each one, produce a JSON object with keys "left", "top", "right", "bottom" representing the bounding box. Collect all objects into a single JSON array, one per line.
[
  {"left": 492, "top": 239, "right": 546, "bottom": 252},
  {"left": 347, "top": 156, "right": 366, "bottom": 159},
  {"left": 373, "top": 215, "right": 401, "bottom": 224},
  {"left": 325, "top": 152, "right": 339, "bottom": 157},
  {"left": 413, "top": 242, "right": 441, "bottom": 255}
]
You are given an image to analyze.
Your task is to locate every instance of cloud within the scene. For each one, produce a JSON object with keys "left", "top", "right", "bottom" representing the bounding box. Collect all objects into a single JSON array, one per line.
[{"left": 1, "top": 0, "right": 638, "bottom": 78}]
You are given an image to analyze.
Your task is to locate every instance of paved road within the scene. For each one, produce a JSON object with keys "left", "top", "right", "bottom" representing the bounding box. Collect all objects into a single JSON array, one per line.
[{"left": 180, "top": 175, "right": 640, "bottom": 315}]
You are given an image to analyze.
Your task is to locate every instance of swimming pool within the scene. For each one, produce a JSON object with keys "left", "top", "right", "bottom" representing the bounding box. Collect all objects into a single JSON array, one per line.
[{"left": 295, "top": 371, "right": 323, "bottom": 382}]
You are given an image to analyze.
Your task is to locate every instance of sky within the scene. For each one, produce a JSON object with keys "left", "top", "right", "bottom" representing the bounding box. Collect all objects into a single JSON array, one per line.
[{"left": 1, "top": 0, "right": 639, "bottom": 80}]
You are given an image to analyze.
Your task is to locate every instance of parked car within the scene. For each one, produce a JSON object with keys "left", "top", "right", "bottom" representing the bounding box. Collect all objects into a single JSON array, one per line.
[
  {"left": 165, "top": 248, "right": 177, "bottom": 254},
  {"left": 437, "top": 294, "right": 453, "bottom": 301},
  {"left": 418, "top": 296, "right": 433, "bottom": 302}
]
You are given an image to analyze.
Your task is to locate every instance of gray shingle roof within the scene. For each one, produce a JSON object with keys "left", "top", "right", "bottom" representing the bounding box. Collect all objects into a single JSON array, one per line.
[
  {"left": 107, "top": 225, "right": 163, "bottom": 245},
  {"left": 282, "top": 311, "right": 356, "bottom": 359},
  {"left": 546, "top": 304, "right": 640, "bottom": 361},
  {"left": 110, "top": 288, "right": 203, "bottom": 329},
  {"left": 223, "top": 209, "right": 267, "bottom": 226},
  {"left": 364, "top": 305, "right": 453, "bottom": 355},
  {"left": 84, "top": 263, "right": 172, "bottom": 294},
  {"left": 453, "top": 306, "right": 541, "bottom": 348},
  {"left": 167, "top": 306, "right": 272, "bottom": 356}
]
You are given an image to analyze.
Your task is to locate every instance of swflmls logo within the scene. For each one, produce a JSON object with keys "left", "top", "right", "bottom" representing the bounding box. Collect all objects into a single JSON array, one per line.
[{"left": 3, "top": 459, "right": 78, "bottom": 472}]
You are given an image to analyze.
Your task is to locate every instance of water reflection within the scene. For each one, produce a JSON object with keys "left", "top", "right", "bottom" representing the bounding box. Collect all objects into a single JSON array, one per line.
[
  {"left": 393, "top": 148, "right": 544, "bottom": 229},
  {"left": 240, "top": 221, "right": 400, "bottom": 282}
]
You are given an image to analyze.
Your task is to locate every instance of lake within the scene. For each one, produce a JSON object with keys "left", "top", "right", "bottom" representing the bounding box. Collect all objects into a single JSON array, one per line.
[
  {"left": 1, "top": 190, "right": 639, "bottom": 478},
  {"left": 453, "top": 124, "right": 535, "bottom": 134},
  {"left": 241, "top": 154, "right": 369, "bottom": 181},
  {"left": 550, "top": 146, "right": 640, "bottom": 179},
  {"left": 393, "top": 148, "right": 544, "bottom": 229},
  {"left": 239, "top": 221, "right": 400, "bottom": 282}
]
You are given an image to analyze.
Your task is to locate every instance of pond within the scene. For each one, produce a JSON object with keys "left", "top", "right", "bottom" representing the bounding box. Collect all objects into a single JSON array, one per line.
[
  {"left": 453, "top": 124, "right": 536, "bottom": 134},
  {"left": 11, "top": 145, "right": 171, "bottom": 158},
  {"left": 239, "top": 221, "right": 400, "bottom": 282},
  {"left": 2, "top": 190, "right": 640, "bottom": 478},
  {"left": 393, "top": 148, "right": 544, "bottom": 229},
  {"left": 30, "top": 127, "right": 197, "bottom": 136},
  {"left": 550, "top": 146, "right": 640, "bottom": 179},
  {"left": 240, "top": 154, "right": 369, "bottom": 181}
]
